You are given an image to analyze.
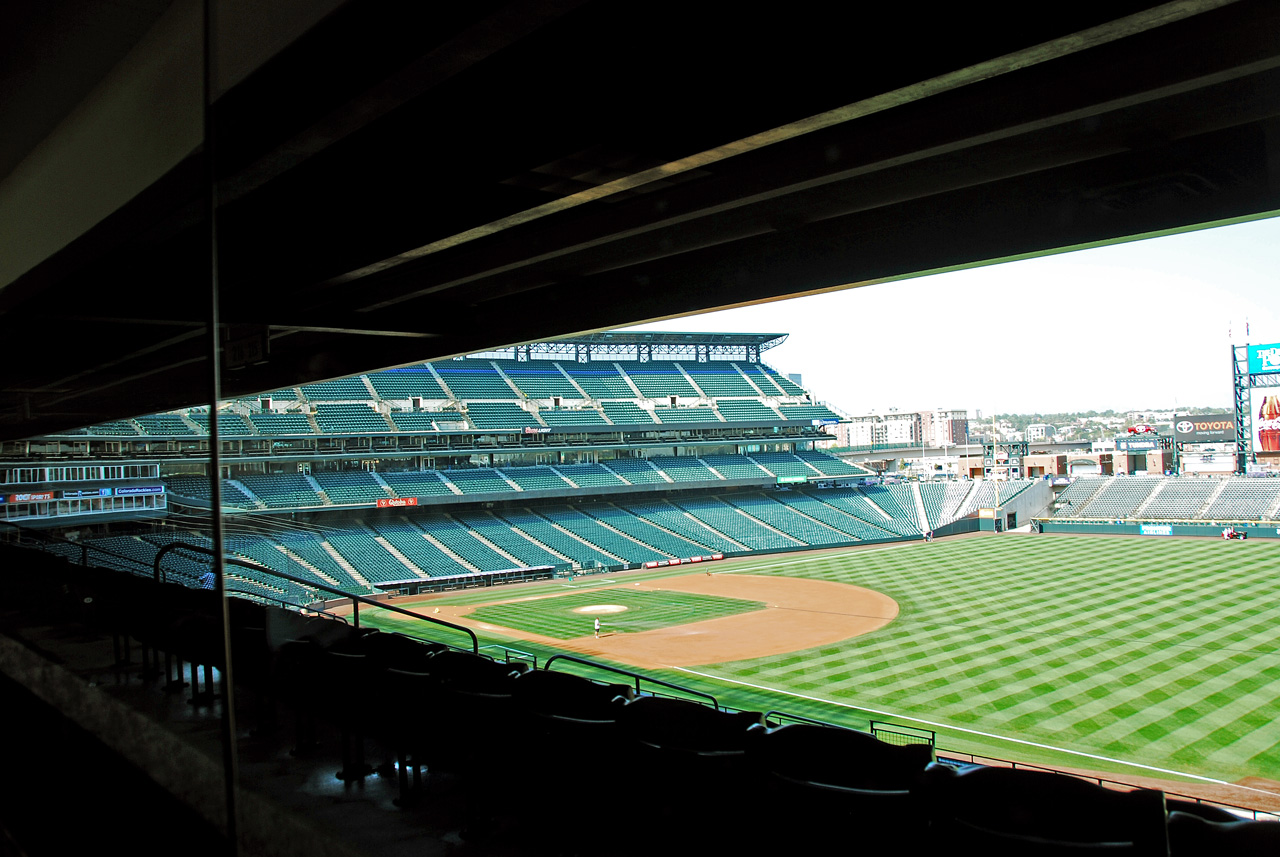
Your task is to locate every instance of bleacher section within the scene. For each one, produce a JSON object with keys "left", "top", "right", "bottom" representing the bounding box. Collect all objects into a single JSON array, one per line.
[
  {"left": 448, "top": 511, "right": 566, "bottom": 569},
  {"left": 496, "top": 361, "right": 580, "bottom": 399},
  {"left": 442, "top": 469, "right": 514, "bottom": 495},
  {"left": 366, "top": 366, "right": 448, "bottom": 400},
  {"left": 322, "top": 529, "right": 420, "bottom": 584},
  {"left": 539, "top": 408, "right": 609, "bottom": 427},
  {"left": 433, "top": 362, "right": 516, "bottom": 398},
  {"left": 190, "top": 412, "right": 252, "bottom": 436},
  {"left": 1071, "top": 477, "right": 1162, "bottom": 519},
  {"left": 648, "top": 456, "right": 718, "bottom": 482},
  {"left": 956, "top": 480, "right": 1034, "bottom": 520},
  {"left": 653, "top": 407, "right": 721, "bottom": 424},
  {"left": 715, "top": 400, "right": 783, "bottom": 422},
  {"left": 625, "top": 500, "right": 743, "bottom": 551},
  {"left": 603, "top": 458, "right": 668, "bottom": 484},
  {"left": 738, "top": 363, "right": 784, "bottom": 395},
  {"left": 601, "top": 402, "right": 655, "bottom": 424},
  {"left": 314, "top": 403, "right": 391, "bottom": 434},
  {"left": 780, "top": 491, "right": 898, "bottom": 540},
  {"left": 621, "top": 361, "right": 698, "bottom": 398},
  {"left": 749, "top": 452, "right": 815, "bottom": 480},
  {"left": 249, "top": 413, "right": 314, "bottom": 435},
  {"left": 563, "top": 364, "right": 635, "bottom": 398},
  {"left": 165, "top": 476, "right": 259, "bottom": 508},
  {"left": 723, "top": 494, "right": 849, "bottom": 545},
  {"left": 415, "top": 515, "right": 515, "bottom": 571},
  {"left": 135, "top": 414, "right": 197, "bottom": 436},
  {"left": 1139, "top": 479, "right": 1218, "bottom": 519},
  {"left": 536, "top": 506, "right": 666, "bottom": 562},
  {"left": 781, "top": 404, "right": 843, "bottom": 422},
  {"left": 700, "top": 454, "right": 771, "bottom": 480},
  {"left": 681, "top": 363, "right": 758, "bottom": 396},
  {"left": 65, "top": 421, "right": 139, "bottom": 436},
  {"left": 379, "top": 470, "right": 456, "bottom": 498},
  {"left": 673, "top": 496, "right": 804, "bottom": 551},
  {"left": 808, "top": 487, "right": 920, "bottom": 536},
  {"left": 238, "top": 474, "right": 323, "bottom": 508},
  {"left": 300, "top": 378, "right": 370, "bottom": 401},
  {"left": 579, "top": 503, "right": 711, "bottom": 556},
  {"left": 466, "top": 402, "right": 541, "bottom": 430},
  {"left": 365, "top": 519, "right": 469, "bottom": 578},
  {"left": 493, "top": 509, "right": 618, "bottom": 567},
  {"left": 1052, "top": 477, "right": 1108, "bottom": 517},
  {"left": 795, "top": 450, "right": 870, "bottom": 477},
  {"left": 311, "top": 470, "right": 389, "bottom": 505},
  {"left": 762, "top": 366, "right": 806, "bottom": 395},
  {"left": 1203, "top": 479, "right": 1280, "bottom": 520},
  {"left": 499, "top": 466, "right": 572, "bottom": 492},
  {"left": 553, "top": 463, "right": 627, "bottom": 488},
  {"left": 388, "top": 412, "right": 440, "bottom": 432}
]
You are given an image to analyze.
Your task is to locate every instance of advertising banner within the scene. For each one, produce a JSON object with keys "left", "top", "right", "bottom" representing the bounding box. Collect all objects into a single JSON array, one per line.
[
  {"left": 1174, "top": 414, "right": 1235, "bottom": 444},
  {"left": 1252, "top": 388, "right": 1280, "bottom": 453},
  {"left": 376, "top": 497, "right": 419, "bottom": 508},
  {"left": 114, "top": 485, "right": 163, "bottom": 496},
  {"left": 59, "top": 488, "right": 114, "bottom": 499},
  {"left": 1116, "top": 438, "right": 1159, "bottom": 451},
  {"left": 1140, "top": 524, "right": 1173, "bottom": 536},
  {"left": 1247, "top": 343, "right": 1280, "bottom": 376}
]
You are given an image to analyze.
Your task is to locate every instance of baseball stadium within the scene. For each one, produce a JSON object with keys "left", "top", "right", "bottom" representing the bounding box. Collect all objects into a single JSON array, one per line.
[{"left": 5, "top": 3, "right": 1280, "bottom": 856}]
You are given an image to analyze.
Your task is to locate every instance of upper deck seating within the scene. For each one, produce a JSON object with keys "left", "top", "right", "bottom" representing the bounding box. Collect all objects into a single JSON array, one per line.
[
  {"left": 314, "top": 403, "right": 390, "bottom": 434},
  {"left": 681, "top": 364, "right": 757, "bottom": 396},
  {"left": 1203, "top": 478, "right": 1280, "bottom": 519},
  {"left": 190, "top": 411, "right": 252, "bottom": 436},
  {"left": 442, "top": 468, "right": 514, "bottom": 495},
  {"left": 795, "top": 450, "right": 867, "bottom": 476},
  {"left": 312, "top": 470, "right": 388, "bottom": 504},
  {"left": 135, "top": 414, "right": 197, "bottom": 436},
  {"left": 653, "top": 407, "right": 721, "bottom": 424},
  {"left": 378, "top": 470, "right": 455, "bottom": 498},
  {"left": 761, "top": 366, "right": 806, "bottom": 395},
  {"left": 165, "top": 477, "right": 258, "bottom": 508},
  {"left": 563, "top": 364, "right": 635, "bottom": 398},
  {"left": 540, "top": 407, "right": 609, "bottom": 427},
  {"left": 553, "top": 464, "right": 627, "bottom": 488},
  {"left": 433, "top": 362, "right": 516, "bottom": 398},
  {"left": 499, "top": 466, "right": 573, "bottom": 491},
  {"left": 748, "top": 452, "right": 815, "bottom": 480},
  {"left": 648, "top": 456, "right": 720, "bottom": 482},
  {"left": 496, "top": 361, "right": 580, "bottom": 398},
  {"left": 466, "top": 402, "right": 541, "bottom": 430},
  {"left": 738, "top": 363, "right": 785, "bottom": 395},
  {"left": 300, "top": 378, "right": 370, "bottom": 401},
  {"left": 1142, "top": 479, "right": 1216, "bottom": 519},
  {"left": 715, "top": 400, "right": 784, "bottom": 421},
  {"left": 780, "top": 404, "right": 842, "bottom": 422},
  {"left": 367, "top": 367, "right": 448, "bottom": 400},
  {"left": 620, "top": 361, "right": 699, "bottom": 398},
  {"left": 700, "top": 454, "right": 772, "bottom": 480},
  {"left": 63, "top": 421, "right": 139, "bottom": 436},
  {"left": 238, "top": 473, "right": 324, "bottom": 508},
  {"left": 603, "top": 458, "right": 668, "bottom": 484},
  {"left": 249, "top": 412, "right": 314, "bottom": 435},
  {"left": 601, "top": 402, "right": 655, "bottom": 424},
  {"left": 388, "top": 412, "right": 439, "bottom": 432}
]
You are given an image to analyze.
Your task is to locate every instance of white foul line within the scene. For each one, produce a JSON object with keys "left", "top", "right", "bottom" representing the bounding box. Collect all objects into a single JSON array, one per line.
[{"left": 671, "top": 666, "right": 1235, "bottom": 787}]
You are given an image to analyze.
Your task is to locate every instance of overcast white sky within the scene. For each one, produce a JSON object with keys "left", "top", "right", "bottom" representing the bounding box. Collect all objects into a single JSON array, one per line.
[{"left": 625, "top": 214, "right": 1280, "bottom": 418}]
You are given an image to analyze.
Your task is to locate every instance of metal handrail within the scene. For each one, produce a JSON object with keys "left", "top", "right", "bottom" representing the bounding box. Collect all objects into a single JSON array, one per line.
[
  {"left": 153, "top": 541, "right": 477, "bottom": 653},
  {"left": 543, "top": 653, "right": 718, "bottom": 709}
]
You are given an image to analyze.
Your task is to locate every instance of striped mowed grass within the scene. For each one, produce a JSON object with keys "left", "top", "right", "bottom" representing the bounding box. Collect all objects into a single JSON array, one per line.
[
  {"left": 465, "top": 588, "right": 764, "bottom": 639},
  {"left": 689, "top": 534, "right": 1280, "bottom": 784}
]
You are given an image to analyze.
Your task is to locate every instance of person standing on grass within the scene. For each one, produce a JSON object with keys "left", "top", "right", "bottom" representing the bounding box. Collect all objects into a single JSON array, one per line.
[{"left": 594, "top": 617, "right": 601, "bottom": 638}]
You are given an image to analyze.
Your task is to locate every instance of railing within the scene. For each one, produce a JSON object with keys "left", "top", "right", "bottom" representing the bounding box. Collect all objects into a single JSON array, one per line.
[
  {"left": 153, "top": 541, "right": 478, "bottom": 653},
  {"left": 870, "top": 720, "right": 936, "bottom": 748},
  {"left": 544, "top": 653, "right": 718, "bottom": 709}
]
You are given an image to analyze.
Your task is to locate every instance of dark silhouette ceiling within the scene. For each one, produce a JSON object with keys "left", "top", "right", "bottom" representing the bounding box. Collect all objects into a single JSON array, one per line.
[{"left": 3, "top": 0, "right": 1279, "bottom": 438}]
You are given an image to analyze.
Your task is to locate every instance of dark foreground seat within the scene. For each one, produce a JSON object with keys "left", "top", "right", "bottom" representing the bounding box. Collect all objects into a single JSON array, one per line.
[
  {"left": 920, "top": 763, "right": 1169, "bottom": 856},
  {"left": 1168, "top": 810, "right": 1280, "bottom": 856}
]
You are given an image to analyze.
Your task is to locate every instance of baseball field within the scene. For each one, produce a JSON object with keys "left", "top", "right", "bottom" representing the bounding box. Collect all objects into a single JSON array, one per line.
[{"left": 361, "top": 532, "right": 1280, "bottom": 799}]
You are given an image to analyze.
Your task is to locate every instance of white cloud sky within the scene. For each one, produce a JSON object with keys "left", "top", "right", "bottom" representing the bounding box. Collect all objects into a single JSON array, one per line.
[{"left": 626, "top": 215, "right": 1280, "bottom": 417}]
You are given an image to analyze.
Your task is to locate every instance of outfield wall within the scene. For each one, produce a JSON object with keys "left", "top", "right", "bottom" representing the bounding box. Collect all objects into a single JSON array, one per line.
[{"left": 1037, "top": 519, "right": 1280, "bottom": 539}]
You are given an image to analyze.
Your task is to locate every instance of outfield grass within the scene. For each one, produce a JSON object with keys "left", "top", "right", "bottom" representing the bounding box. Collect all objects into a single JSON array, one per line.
[
  {"left": 465, "top": 588, "right": 764, "bottom": 638},
  {"left": 363, "top": 534, "right": 1280, "bottom": 786}
]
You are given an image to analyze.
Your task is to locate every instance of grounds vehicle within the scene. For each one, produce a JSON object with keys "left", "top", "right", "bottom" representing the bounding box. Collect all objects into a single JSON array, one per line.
[{"left": 1222, "top": 526, "right": 1248, "bottom": 540}]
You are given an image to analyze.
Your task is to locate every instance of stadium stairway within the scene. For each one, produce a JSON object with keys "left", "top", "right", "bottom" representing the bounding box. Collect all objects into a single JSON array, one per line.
[{"left": 910, "top": 484, "right": 930, "bottom": 533}]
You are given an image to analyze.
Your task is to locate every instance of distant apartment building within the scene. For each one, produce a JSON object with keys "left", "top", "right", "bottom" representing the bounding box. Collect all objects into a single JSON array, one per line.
[
  {"left": 1026, "top": 423, "right": 1056, "bottom": 442},
  {"left": 842, "top": 408, "right": 968, "bottom": 447}
]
